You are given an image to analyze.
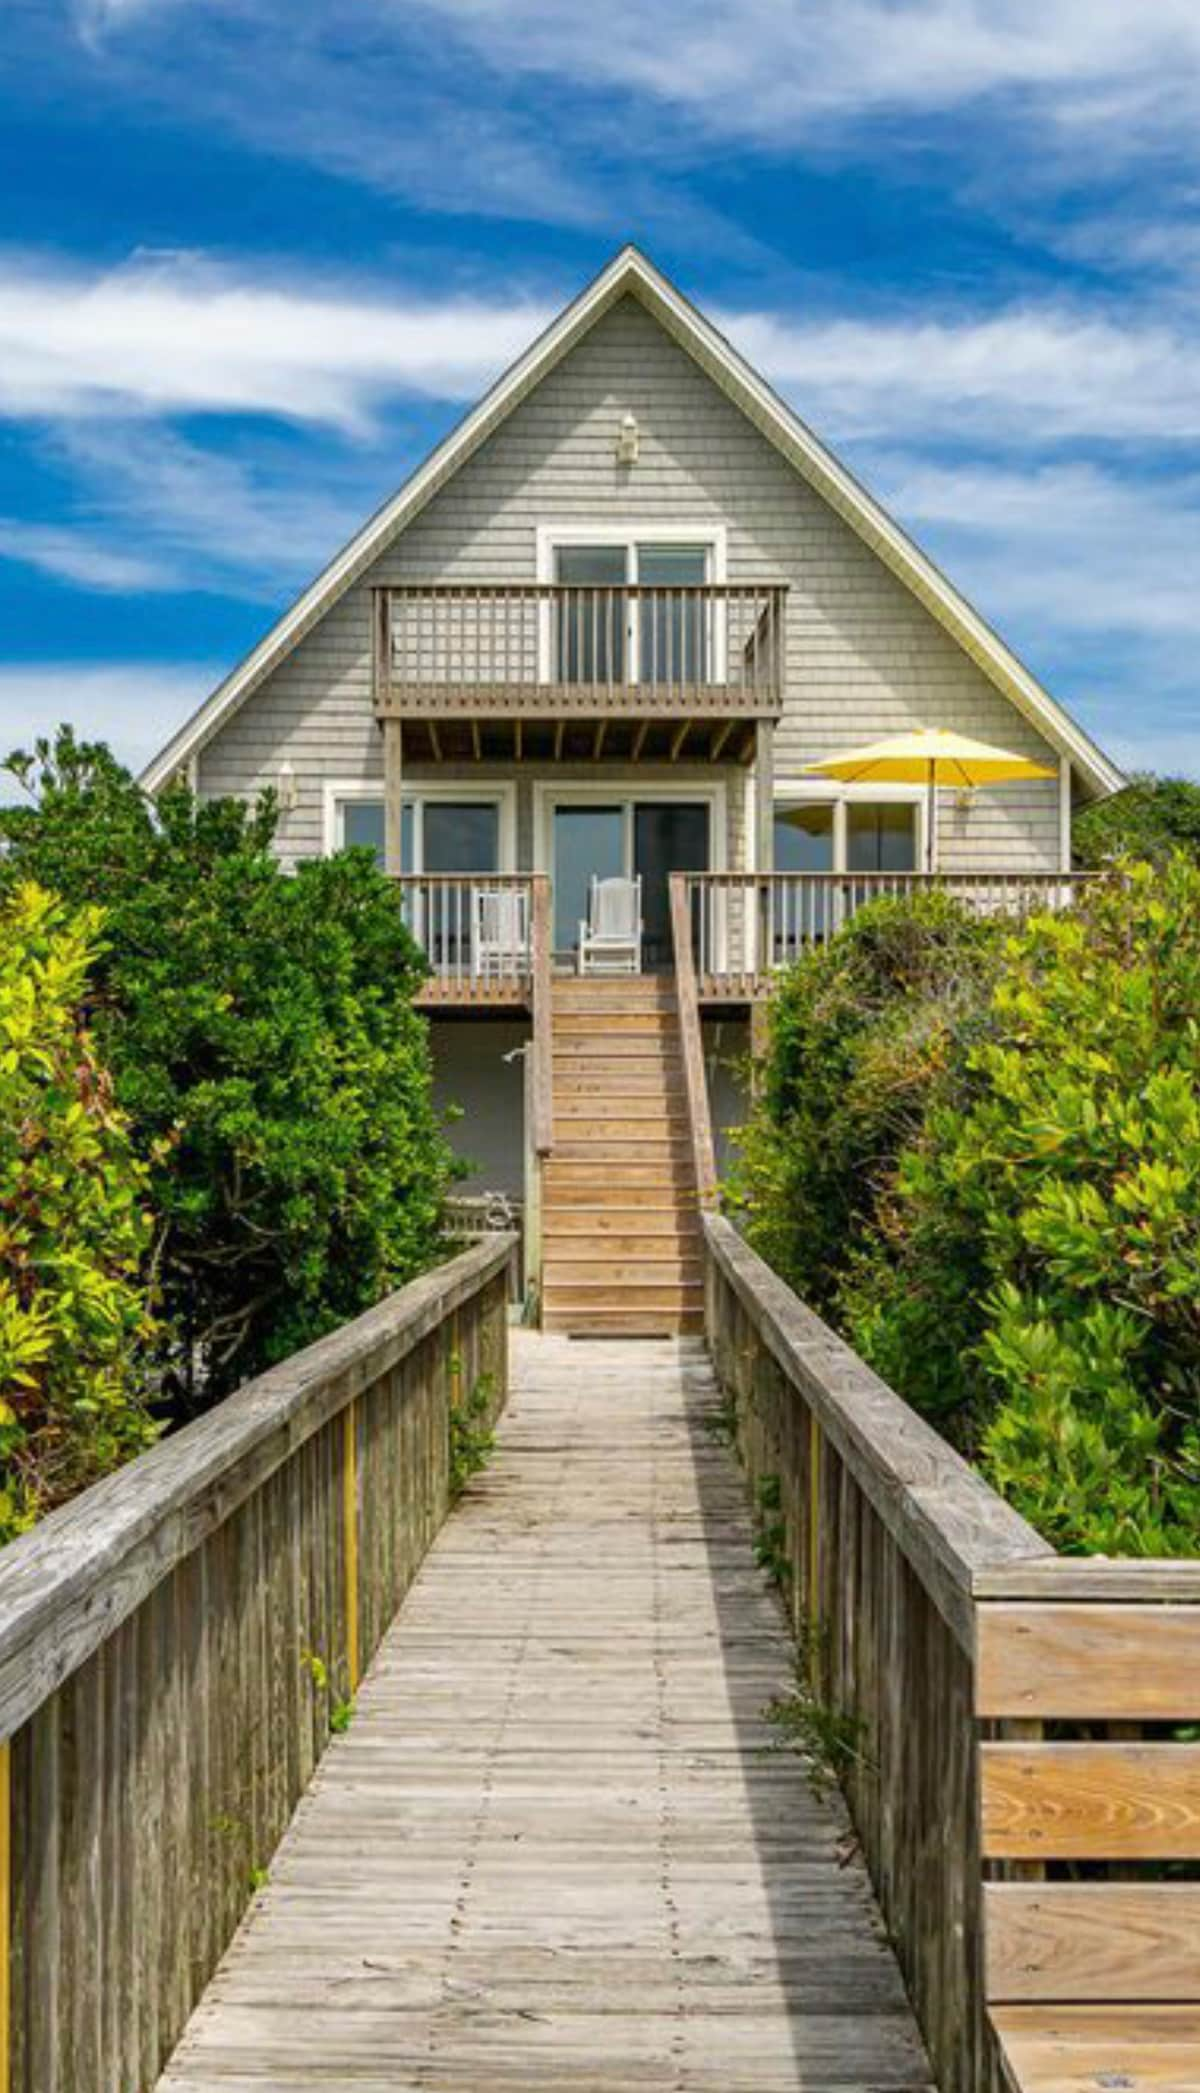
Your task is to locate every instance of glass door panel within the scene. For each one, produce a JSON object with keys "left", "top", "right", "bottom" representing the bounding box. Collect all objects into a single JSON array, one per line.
[
  {"left": 555, "top": 546, "right": 626, "bottom": 684},
  {"left": 553, "top": 804, "right": 624, "bottom": 958},
  {"left": 846, "top": 803, "right": 917, "bottom": 872},
  {"left": 342, "top": 798, "right": 415, "bottom": 873},
  {"left": 773, "top": 803, "right": 835, "bottom": 949},
  {"left": 422, "top": 801, "right": 499, "bottom": 873},
  {"left": 637, "top": 546, "right": 708, "bottom": 684},
  {"left": 634, "top": 801, "right": 709, "bottom": 971}
]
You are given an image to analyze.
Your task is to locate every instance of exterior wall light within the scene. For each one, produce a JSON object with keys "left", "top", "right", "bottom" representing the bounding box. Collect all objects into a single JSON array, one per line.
[
  {"left": 955, "top": 785, "right": 976, "bottom": 812},
  {"left": 616, "top": 411, "right": 640, "bottom": 465},
  {"left": 277, "top": 759, "right": 298, "bottom": 814}
]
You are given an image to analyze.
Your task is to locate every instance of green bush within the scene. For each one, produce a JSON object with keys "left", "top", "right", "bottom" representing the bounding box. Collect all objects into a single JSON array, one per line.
[
  {"left": 1074, "top": 773, "right": 1200, "bottom": 867},
  {"left": 737, "top": 863, "right": 1200, "bottom": 1555},
  {"left": 729, "top": 892, "right": 1002, "bottom": 1320},
  {"left": 1, "top": 731, "right": 458, "bottom": 1410},
  {"left": 0, "top": 883, "right": 156, "bottom": 1538}
]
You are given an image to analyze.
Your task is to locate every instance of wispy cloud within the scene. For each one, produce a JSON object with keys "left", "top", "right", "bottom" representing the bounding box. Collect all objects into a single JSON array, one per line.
[
  {"left": 0, "top": 660, "right": 218, "bottom": 794},
  {"left": 0, "top": 519, "right": 169, "bottom": 590},
  {"left": 1, "top": 249, "right": 1198, "bottom": 461},
  {"left": 0, "top": 252, "right": 549, "bottom": 427}
]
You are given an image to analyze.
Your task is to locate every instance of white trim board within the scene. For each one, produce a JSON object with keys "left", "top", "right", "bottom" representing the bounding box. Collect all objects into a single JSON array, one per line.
[{"left": 141, "top": 247, "right": 1122, "bottom": 802}]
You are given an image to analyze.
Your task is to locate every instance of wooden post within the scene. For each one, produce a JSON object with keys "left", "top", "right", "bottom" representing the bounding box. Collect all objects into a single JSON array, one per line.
[
  {"left": 343, "top": 1402, "right": 360, "bottom": 1696},
  {"left": 383, "top": 719, "right": 404, "bottom": 877},
  {"left": 755, "top": 719, "right": 775, "bottom": 873},
  {"left": 670, "top": 874, "right": 719, "bottom": 1211}
]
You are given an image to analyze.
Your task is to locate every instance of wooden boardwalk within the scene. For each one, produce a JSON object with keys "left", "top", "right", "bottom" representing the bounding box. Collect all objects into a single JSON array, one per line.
[{"left": 159, "top": 1333, "right": 933, "bottom": 2092}]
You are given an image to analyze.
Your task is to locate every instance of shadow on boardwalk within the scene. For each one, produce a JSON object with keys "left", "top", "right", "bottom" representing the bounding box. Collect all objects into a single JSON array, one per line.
[{"left": 159, "top": 1331, "right": 933, "bottom": 2092}]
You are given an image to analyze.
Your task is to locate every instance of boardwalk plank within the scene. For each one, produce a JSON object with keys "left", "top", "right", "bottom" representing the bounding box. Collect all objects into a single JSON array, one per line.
[{"left": 157, "top": 1333, "right": 932, "bottom": 2092}]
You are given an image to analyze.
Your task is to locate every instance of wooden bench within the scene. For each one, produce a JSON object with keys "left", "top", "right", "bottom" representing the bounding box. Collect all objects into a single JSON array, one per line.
[{"left": 977, "top": 1599, "right": 1200, "bottom": 2093}]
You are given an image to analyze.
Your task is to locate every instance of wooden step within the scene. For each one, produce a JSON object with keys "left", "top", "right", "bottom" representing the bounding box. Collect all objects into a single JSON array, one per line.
[
  {"left": 544, "top": 1258, "right": 703, "bottom": 1286},
  {"left": 545, "top": 1223, "right": 701, "bottom": 1251},
  {"left": 553, "top": 1037, "right": 684, "bottom": 1062},
  {"left": 552, "top": 981, "right": 676, "bottom": 1006},
  {"left": 555, "top": 1071, "right": 687, "bottom": 1097},
  {"left": 541, "top": 1307, "right": 704, "bottom": 1336},
  {"left": 552, "top": 1012, "right": 678, "bottom": 1036},
  {"left": 544, "top": 1170, "right": 699, "bottom": 1200},
  {"left": 554, "top": 1113, "right": 689, "bottom": 1140},
  {"left": 548, "top": 1155, "right": 686, "bottom": 1172},
  {"left": 552, "top": 1105, "right": 682, "bottom": 1121},
  {"left": 542, "top": 1279, "right": 702, "bottom": 1308}
]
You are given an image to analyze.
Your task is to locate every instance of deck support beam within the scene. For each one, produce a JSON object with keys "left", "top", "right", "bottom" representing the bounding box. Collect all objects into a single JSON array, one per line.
[
  {"left": 754, "top": 719, "right": 775, "bottom": 871},
  {"left": 383, "top": 719, "right": 404, "bottom": 876}
]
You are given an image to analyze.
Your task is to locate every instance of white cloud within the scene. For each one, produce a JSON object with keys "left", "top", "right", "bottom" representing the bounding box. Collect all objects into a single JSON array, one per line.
[
  {"left": 873, "top": 459, "right": 1200, "bottom": 639},
  {"left": 410, "top": 0, "right": 1200, "bottom": 144},
  {"left": 0, "top": 519, "right": 170, "bottom": 590},
  {"left": 722, "top": 307, "right": 1200, "bottom": 447},
  {"left": 0, "top": 252, "right": 549, "bottom": 427},
  {"left": 0, "top": 249, "right": 1198, "bottom": 462},
  {"left": 0, "top": 661, "right": 218, "bottom": 795}
]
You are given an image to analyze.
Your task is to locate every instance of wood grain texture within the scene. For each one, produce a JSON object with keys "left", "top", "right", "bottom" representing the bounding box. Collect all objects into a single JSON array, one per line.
[
  {"left": 0, "top": 1234, "right": 513, "bottom": 1743},
  {"left": 977, "top": 1604, "right": 1200, "bottom": 1719},
  {"left": 3, "top": 1246, "right": 510, "bottom": 2093},
  {"left": 704, "top": 1244, "right": 996, "bottom": 2093},
  {"left": 990, "top": 2005, "right": 1200, "bottom": 2093},
  {"left": 158, "top": 1333, "right": 932, "bottom": 2093},
  {"left": 986, "top": 1884, "right": 1200, "bottom": 2004},
  {"left": 982, "top": 1744, "right": 1200, "bottom": 1860}
]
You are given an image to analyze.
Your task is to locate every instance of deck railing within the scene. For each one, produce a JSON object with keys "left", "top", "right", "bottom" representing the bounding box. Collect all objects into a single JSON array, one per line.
[
  {"left": 683, "top": 869, "right": 1099, "bottom": 996},
  {"left": 0, "top": 1235, "right": 513, "bottom": 2093},
  {"left": 395, "top": 872, "right": 535, "bottom": 997},
  {"left": 373, "top": 581, "right": 787, "bottom": 714},
  {"left": 703, "top": 1217, "right": 1200, "bottom": 2093}
]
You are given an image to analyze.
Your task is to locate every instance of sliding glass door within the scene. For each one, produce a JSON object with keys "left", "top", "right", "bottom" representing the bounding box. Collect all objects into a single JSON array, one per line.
[{"left": 551, "top": 796, "right": 711, "bottom": 967}]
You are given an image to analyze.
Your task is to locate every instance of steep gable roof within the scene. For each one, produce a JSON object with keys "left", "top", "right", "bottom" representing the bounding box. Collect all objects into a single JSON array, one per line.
[{"left": 142, "top": 246, "right": 1121, "bottom": 798}]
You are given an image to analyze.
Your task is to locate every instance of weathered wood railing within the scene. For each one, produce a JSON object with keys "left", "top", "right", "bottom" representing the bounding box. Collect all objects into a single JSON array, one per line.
[
  {"left": 373, "top": 581, "right": 787, "bottom": 715},
  {"left": 0, "top": 1235, "right": 513, "bottom": 2093},
  {"left": 703, "top": 1216, "right": 1200, "bottom": 2093},
  {"left": 686, "top": 870, "right": 1098, "bottom": 997}
]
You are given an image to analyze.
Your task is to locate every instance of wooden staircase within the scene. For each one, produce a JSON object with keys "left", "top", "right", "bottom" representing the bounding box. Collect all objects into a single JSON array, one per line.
[{"left": 541, "top": 977, "right": 704, "bottom": 1335}]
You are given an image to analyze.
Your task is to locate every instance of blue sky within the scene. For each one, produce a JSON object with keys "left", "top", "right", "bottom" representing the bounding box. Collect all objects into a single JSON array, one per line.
[{"left": 0, "top": 0, "right": 1197, "bottom": 784}]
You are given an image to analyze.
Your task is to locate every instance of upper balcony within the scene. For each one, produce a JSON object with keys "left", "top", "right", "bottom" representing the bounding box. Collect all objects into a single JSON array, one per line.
[{"left": 372, "top": 581, "right": 785, "bottom": 761}]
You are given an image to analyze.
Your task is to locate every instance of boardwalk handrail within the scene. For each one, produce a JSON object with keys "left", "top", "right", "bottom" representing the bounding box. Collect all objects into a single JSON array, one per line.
[
  {"left": 0, "top": 1233, "right": 514, "bottom": 2093},
  {"left": 703, "top": 1214, "right": 1200, "bottom": 2093},
  {"left": 669, "top": 872, "right": 718, "bottom": 1210}
]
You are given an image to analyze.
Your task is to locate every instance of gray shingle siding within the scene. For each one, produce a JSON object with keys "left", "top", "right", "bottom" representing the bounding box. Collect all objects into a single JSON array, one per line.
[{"left": 198, "top": 295, "right": 1063, "bottom": 871}]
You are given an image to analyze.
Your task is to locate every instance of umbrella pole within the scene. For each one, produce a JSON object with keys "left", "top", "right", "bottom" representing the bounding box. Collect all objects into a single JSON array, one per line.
[{"left": 926, "top": 764, "right": 936, "bottom": 873}]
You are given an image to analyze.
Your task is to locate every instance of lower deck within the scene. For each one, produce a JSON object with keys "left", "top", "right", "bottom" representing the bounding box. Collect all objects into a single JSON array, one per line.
[{"left": 159, "top": 1333, "right": 933, "bottom": 2092}]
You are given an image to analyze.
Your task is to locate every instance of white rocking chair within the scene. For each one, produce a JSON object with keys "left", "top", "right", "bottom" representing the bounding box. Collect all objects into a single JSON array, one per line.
[
  {"left": 578, "top": 875, "right": 643, "bottom": 976},
  {"left": 472, "top": 884, "right": 529, "bottom": 981}
]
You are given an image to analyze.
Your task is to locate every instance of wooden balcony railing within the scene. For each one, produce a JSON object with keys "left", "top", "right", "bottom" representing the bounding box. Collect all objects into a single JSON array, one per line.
[
  {"left": 394, "top": 873, "right": 552, "bottom": 1158},
  {"left": 373, "top": 581, "right": 786, "bottom": 718},
  {"left": 679, "top": 870, "right": 1100, "bottom": 997}
]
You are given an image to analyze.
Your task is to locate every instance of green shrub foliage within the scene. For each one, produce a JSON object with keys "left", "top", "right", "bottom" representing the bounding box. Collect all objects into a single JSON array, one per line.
[
  {"left": 1074, "top": 773, "right": 1200, "bottom": 868},
  {"left": 1, "top": 731, "right": 457, "bottom": 1410},
  {"left": 0, "top": 884, "right": 156, "bottom": 1538},
  {"left": 737, "top": 862, "right": 1200, "bottom": 1555},
  {"left": 729, "top": 892, "right": 1003, "bottom": 1320}
]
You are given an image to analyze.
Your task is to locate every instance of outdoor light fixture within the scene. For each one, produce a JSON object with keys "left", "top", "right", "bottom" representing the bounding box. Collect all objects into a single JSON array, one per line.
[
  {"left": 955, "top": 786, "right": 977, "bottom": 811},
  {"left": 616, "top": 411, "right": 640, "bottom": 464},
  {"left": 277, "top": 759, "right": 297, "bottom": 814}
]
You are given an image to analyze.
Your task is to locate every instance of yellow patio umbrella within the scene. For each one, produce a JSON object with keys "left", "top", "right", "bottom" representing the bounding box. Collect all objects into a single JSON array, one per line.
[{"left": 804, "top": 727, "right": 1056, "bottom": 871}]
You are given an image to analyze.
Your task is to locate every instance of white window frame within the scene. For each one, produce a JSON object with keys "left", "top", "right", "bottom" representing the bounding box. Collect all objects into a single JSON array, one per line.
[
  {"left": 322, "top": 779, "right": 518, "bottom": 871},
  {"left": 752, "top": 777, "right": 929, "bottom": 873},
  {"left": 531, "top": 777, "right": 728, "bottom": 883},
  {"left": 534, "top": 523, "right": 728, "bottom": 685}
]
